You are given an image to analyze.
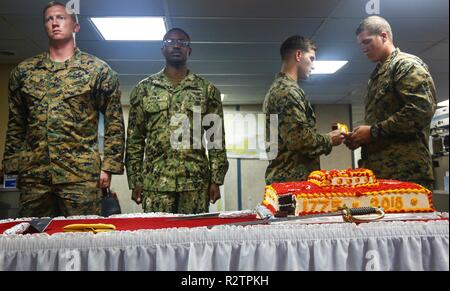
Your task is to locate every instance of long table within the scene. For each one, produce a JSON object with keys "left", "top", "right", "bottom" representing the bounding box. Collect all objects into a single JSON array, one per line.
[{"left": 0, "top": 212, "right": 448, "bottom": 271}]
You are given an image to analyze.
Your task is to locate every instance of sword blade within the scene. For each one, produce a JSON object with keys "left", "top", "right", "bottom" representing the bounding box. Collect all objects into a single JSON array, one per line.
[
  {"left": 208, "top": 207, "right": 381, "bottom": 228},
  {"left": 207, "top": 219, "right": 269, "bottom": 229},
  {"left": 168, "top": 212, "right": 222, "bottom": 220},
  {"left": 208, "top": 212, "right": 344, "bottom": 228},
  {"left": 280, "top": 211, "right": 342, "bottom": 220}
]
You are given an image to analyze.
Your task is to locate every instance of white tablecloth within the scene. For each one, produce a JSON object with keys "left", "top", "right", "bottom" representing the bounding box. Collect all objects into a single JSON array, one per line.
[{"left": 0, "top": 218, "right": 448, "bottom": 271}]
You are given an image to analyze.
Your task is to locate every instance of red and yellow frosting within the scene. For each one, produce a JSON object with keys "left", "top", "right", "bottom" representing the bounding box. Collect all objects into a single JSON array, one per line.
[
  {"left": 308, "top": 168, "right": 377, "bottom": 187},
  {"left": 263, "top": 168, "right": 434, "bottom": 216}
]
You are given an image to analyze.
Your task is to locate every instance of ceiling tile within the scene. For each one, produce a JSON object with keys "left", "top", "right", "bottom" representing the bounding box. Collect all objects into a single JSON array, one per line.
[
  {"left": 170, "top": 18, "right": 324, "bottom": 42},
  {"left": 167, "top": 0, "right": 339, "bottom": 17},
  {"left": 0, "top": 0, "right": 448, "bottom": 105},
  {"left": 2, "top": 15, "right": 102, "bottom": 41},
  {"left": 0, "top": 16, "right": 25, "bottom": 40},
  {"left": 0, "top": 39, "right": 42, "bottom": 64},
  {"left": 333, "top": 0, "right": 449, "bottom": 18}
]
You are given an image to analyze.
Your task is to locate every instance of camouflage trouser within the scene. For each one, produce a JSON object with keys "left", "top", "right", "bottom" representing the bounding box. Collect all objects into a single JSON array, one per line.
[
  {"left": 18, "top": 176, "right": 101, "bottom": 218},
  {"left": 142, "top": 189, "right": 210, "bottom": 214}
]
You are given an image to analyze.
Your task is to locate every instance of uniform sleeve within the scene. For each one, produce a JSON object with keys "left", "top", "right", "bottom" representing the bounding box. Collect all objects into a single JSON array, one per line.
[
  {"left": 277, "top": 93, "right": 332, "bottom": 158},
  {"left": 377, "top": 61, "right": 437, "bottom": 137},
  {"left": 125, "top": 86, "right": 146, "bottom": 189},
  {"left": 96, "top": 67, "right": 125, "bottom": 174},
  {"left": 204, "top": 85, "right": 229, "bottom": 185},
  {"left": 3, "top": 68, "right": 27, "bottom": 174}
]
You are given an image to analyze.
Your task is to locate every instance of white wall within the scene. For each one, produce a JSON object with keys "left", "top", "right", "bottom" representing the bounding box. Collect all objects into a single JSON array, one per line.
[
  {"left": 110, "top": 106, "right": 143, "bottom": 214},
  {"left": 0, "top": 64, "right": 15, "bottom": 163},
  {"left": 315, "top": 104, "right": 353, "bottom": 170},
  {"left": 222, "top": 105, "right": 268, "bottom": 210}
]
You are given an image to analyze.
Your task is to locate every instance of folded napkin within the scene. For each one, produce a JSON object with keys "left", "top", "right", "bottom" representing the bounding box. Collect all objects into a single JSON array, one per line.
[
  {"left": 63, "top": 223, "right": 116, "bottom": 233},
  {"left": 3, "top": 222, "right": 31, "bottom": 235}
]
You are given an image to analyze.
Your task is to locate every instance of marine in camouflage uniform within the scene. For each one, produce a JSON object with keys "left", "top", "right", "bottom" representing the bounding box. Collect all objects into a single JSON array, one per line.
[
  {"left": 263, "top": 72, "right": 333, "bottom": 185},
  {"left": 360, "top": 48, "right": 437, "bottom": 188},
  {"left": 126, "top": 28, "right": 228, "bottom": 214},
  {"left": 125, "top": 70, "right": 229, "bottom": 214},
  {"left": 3, "top": 48, "right": 125, "bottom": 217}
]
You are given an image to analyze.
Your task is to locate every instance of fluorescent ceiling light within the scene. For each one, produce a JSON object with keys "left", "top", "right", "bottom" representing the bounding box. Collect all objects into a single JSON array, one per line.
[
  {"left": 221, "top": 94, "right": 226, "bottom": 101},
  {"left": 437, "top": 99, "right": 449, "bottom": 107},
  {"left": 312, "top": 61, "right": 348, "bottom": 74},
  {"left": 90, "top": 17, "right": 166, "bottom": 40}
]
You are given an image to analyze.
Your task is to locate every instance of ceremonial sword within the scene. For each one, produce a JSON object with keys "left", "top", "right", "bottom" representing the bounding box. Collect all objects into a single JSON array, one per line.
[{"left": 207, "top": 206, "right": 385, "bottom": 229}]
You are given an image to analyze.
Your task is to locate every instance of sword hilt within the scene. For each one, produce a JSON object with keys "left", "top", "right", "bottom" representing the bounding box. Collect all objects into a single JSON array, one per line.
[
  {"left": 349, "top": 207, "right": 380, "bottom": 216},
  {"left": 255, "top": 204, "right": 274, "bottom": 220},
  {"left": 341, "top": 206, "right": 385, "bottom": 223}
]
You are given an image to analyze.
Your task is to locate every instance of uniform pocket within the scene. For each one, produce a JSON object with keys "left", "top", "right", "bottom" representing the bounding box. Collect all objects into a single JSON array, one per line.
[
  {"left": 62, "top": 85, "right": 94, "bottom": 123},
  {"left": 143, "top": 98, "right": 169, "bottom": 131},
  {"left": 21, "top": 75, "right": 47, "bottom": 100},
  {"left": 58, "top": 151, "right": 102, "bottom": 181},
  {"left": 144, "top": 99, "right": 168, "bottom": 113},
  {"left": 182, "top": 91, "right": 206, "bottom": 114},
  {"left": 22, "top": 84, "right": 46, "bottom": 116},
  {"left": 22, "top": 85, "right": 46, "bottom": 100}
]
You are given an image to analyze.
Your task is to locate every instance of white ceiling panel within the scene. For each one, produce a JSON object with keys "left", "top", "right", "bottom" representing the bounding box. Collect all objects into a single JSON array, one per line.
[
  {"left": 75, "top": 40, "right": 163, "bottom": 59},
  {"left": 0, "top": 0, "right": 448, "bottom": 106},
  {"left": 0, "top": 39, "right": 42, "bottom": 64},
  {"left": 0, "top": 0, "right": 165, "bottom": 16},
  {"left": 0, "top": 0, "right": 62, "bottom": 15},
  {"left": 426, "top": 60, "right": 450, "bottom": 73},
  {"left": 78, "top": 0, "right": 165, "bottom": 17},
  {"left": 333, "top": 0, "right": 449, "bottom": 18},
  {"left": 390, "top": 18, "right": 449, "bottom": 42},
  {"left": 314, "top": 42, "right": 361, "bottom": 60},
  {"left": 167, "top": 0, "right": 340, "bottom": 18},
  {"left": 314, "top": 18, "right": 365, "bottom": 42},
  {"left": 202, "top": 75, "right": 275, "bottom": 87},
  {"left": 0, "top": 16, "right": 24, "bottom": 40},
  {"left": 421, "top": 42, "right": 450, "bottom": 59},
  {"left": 3, "top": 16, "right": 102, "bottom": 41},
  {"left": 169, "top": 18, "right": 324, "bottom": 42},
  {"left": 189, "top": 43, "right": 280, "bottom": 60}
]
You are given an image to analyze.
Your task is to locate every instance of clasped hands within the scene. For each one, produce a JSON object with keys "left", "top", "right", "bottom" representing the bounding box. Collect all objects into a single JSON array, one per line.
[{"left": 343, "top": 125, "right": 372, "bottom": 150}]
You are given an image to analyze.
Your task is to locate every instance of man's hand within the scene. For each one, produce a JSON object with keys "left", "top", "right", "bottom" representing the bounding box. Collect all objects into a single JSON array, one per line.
[
  {"left": 327, "top": 129, "right": 345, "bottom": 146},
  {"left": 345, "top": 125, "right": 372, "bottom": 150},
  {"left": 209, "top": 183, "right": 221, "bottom": 204},
  {"left": 100, "top": 170, "right": 111, "bottom": 188},
  {"left": 343, "top": 131, "right": 358, "bottom": 150},
  {"left": 131, "top": 187, "right": 143, "bottom": 204}
]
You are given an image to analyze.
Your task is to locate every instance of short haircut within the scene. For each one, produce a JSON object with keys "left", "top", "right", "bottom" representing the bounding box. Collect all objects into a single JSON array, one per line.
[
  {"left": 43, "top": 1, "right": 78, "bottom": 24},
  {"left": 355, "top": 16, "right": 393, "bottom": 42},
  {"left": 163, "top": 27, "right": 191, "bottom": 41},
  {"left": 280, "top": 35, "right": 317, "bottom": 60}
]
